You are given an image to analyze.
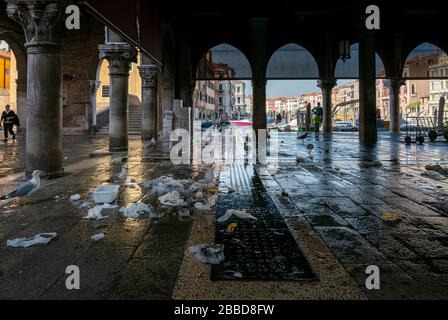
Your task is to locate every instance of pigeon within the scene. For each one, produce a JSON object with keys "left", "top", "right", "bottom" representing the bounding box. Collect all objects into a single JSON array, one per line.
[
  {"left": 0, "top": 170, "right": 42, "bottom": 201},
  {"left": 307, "top": 144, "right": 315, "bottom": 157},
  {"left": 298, "top": 133, "right": 308, "bottom": 141}
]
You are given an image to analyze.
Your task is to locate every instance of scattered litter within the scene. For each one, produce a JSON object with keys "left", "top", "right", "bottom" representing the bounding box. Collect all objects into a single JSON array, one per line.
[
  {"left": 193, "top": 192, "right": 204, "bottom": 200},
  {"left": 188, "top": 244, "right": 225, "bottom": 265},
  {"left": 92, "top": 184, "right": 120, "bottom": 204},
  {"left": 189, "top": 182, "right": 205, "bottom": 193},
  {"left": 199, "top": 167, "right": 215, "bottom": 185},
  {"left": 79, "top": 202, "right": 92, "bottom": 209},
  {"left": 70, "top": 194, "right": 81, "bottom": 202},
  {"left": 120, "top": 202, "right": 153, "bottom": 219},
  {"left": 217, "top": 209, "right": 258, "bottom": 223},
  {"left": 227, "top": 187, "right": 237, "bottom": 193},
  {"left": 380, "top": 212, "right": 401, "bottom": 225},
  {"left": 207, "top": 195, "right": 218, "bottom": 207},
  {"left": 281, "top": 191, "right": 289, "bottom": 197},
  {"left": 7, "top": 233, "right": 58, "bottom": 248},
  {"left": 144, "top": 138, "right": 156, "bottom": 149},
  {"left": 84, "top": 204, "right": 118, "bottom": 220},
  {"left": 207, "top": 188, "right": 219, "bottom": 194},
  {"left": 195, "top": 202, "right": 212, "bottom": 212},
  {"left": 225, "top": 223, "right": 238, "bottom": 234},
  {"left": 126, "top": 183, "right": 139, "bottom": 189},
  {"left": 159, "top": 191, "right": 188, "bottom": 207},
  {"left": 178, "top": 209, "right": 191, "bottom": 219},
  {"left": 358, "top": 161, "right": 383, "bottom": 169},
  {"left": 91, "top": 233, "right": 105, "bottom": 242},
  {"left": 141, "top": 176, "right": 188, "bottom": 198}
]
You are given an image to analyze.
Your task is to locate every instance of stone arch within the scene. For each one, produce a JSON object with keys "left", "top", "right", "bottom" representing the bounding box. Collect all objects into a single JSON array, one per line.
[{"left": 266, "top": 43, "right": 320, "bottom": 79}]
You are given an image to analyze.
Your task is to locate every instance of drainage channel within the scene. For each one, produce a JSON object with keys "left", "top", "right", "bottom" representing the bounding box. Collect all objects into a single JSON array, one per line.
[{"left": 211, "top": 164, "right": 316, "bottom": 282}]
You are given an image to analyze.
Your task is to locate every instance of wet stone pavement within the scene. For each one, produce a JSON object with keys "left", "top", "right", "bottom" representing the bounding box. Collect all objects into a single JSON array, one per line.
[
  {"left": 0, "top": 137, "right": 196, "bottom": 299},
  {"left": 0, "top": 132, "right": 448, "bottom": 299},
  {"left": 261, "top": 132, "right": 448, "bottom": 299}
]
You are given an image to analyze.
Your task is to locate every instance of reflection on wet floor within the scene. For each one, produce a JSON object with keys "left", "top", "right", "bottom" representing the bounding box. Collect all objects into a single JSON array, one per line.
[
  {"left": 0, "top": 132, "right": 448, "bottom": 299},
  {"left": 212, "top": 164, "right": 315, "bottom": 281}
]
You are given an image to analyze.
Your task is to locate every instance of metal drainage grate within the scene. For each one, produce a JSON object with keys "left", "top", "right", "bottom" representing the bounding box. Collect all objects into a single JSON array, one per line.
[{"left": 211, "top": 168, "right": 316, "bottom": 282}]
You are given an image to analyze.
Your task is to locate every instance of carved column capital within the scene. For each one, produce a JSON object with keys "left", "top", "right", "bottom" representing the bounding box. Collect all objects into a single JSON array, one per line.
[
  {"left": 318, "top": 78, "right": 337, "bottom": 92},
  {"left": 139, "top": 65, "right": 158, "bottom": 89},
  {"left": 385, "top": 78, "right": 405, "bottom": 95},
  {"left": 88, "top": 80, "right": 101, "bottom": 96},
  {"left": 99, "top": 43, "right": 138, "bottom": 76},
  {"left": 6, "top": 0, "right": 64, "bottom": 51}
]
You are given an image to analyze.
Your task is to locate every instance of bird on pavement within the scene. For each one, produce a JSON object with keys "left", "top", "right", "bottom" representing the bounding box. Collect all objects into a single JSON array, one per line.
[
  {"left": 307, "top": 144, "right": 315, "bottom": 157},
  {"left": 0, "top": 170, "right": 42, "bottom": 201},
  {"left": 298, "top": 133, "right": 308, "bottom": 141}
]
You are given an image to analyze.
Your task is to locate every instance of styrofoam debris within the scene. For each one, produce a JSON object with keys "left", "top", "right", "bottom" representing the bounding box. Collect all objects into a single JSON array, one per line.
[
  {"left": 207, "top": 195, "right": 218, "bottom": 207},
  {"left": 7, "top": 233, "right": 58, "bottom": 248},
  {"left": 84, "top": 204, "right": 118, "bottom": 220},
  {"left": 91, "top": 233, "right": 105, "bottom": 242},
  {"left": 141, "top": 176, "right": 188, "bottom": 198},
  {"left": 70, "top": 194, "right": 81, "bottom": 202},
  {"left": 193, "top": 192, "right": 204, "bottom": 200},
  {"left": 178, "top": 209, "right": 191, "bottom": 219},
  {"left": 195, "top": 202, "right": 212, "bottom": 212},
  {"left": 79, "top": 202, "right": 92, "bottom": 209},
  {"left": 159, "top": 191, "right": 188, "bottom": 207},
  {"left": 217, "top": 209, "right": 258, "bottom": 223},
  {"left": 120, "top": 202, "right": 153, "bottom": 219},
  {"left": 188, "top": 244, "right": 225, "bottom": 265}
]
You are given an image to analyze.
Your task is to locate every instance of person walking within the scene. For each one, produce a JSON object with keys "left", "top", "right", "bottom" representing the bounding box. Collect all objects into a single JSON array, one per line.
[
  {"left": 312, "top": 103, "right": 324, "bottom": 134},
  {"left": 1, "top": 105, "right": 19, "bottom": 142}
]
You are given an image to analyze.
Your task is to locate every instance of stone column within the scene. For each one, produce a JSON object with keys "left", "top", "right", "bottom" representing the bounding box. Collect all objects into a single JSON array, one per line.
[
  {"left": 99, "top": 44, "right": 137, "bottom": 152},
  {"left": 162, "top": 77, "right": 174, "bottom": 138},
  {"left": 15, "top": 79, "right": 27, "bottom": 132},
  {"left": 251, "top": 19, "right": 269, "bottom": 163},
  {"left": 318, "top": 78, "right": 337, "bottom": 134},
  {"left": 139, "top": 64, "right": 158, "bottom": 141},
  {"left": 252, "top": 79, "right": 267, "bottom": 132},
  {"left": 386, "top": 79, "right": 404, "bottom": 133},
  {"left": 7, "top": 0, "right": 64, "bottom": 178},
  {"left": 359, "top": 30, "right": 378, "bottom": 145},
  {"left": 88, "top": 80, "right": 101, "bottom": 135}
]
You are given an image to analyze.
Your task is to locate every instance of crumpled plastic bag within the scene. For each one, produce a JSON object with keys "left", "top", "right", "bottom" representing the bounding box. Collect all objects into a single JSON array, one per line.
[
  {"left": 195, "top": 202, "right": 212, "bottom": 212},
  {"left": 91, "top": 233, "right": 105, "bottom": 241},
  {"left": 159, "top": 191, "right": 188, "bottom": 207},
  {"left": 84, "top": 204, "right": 118, "bottom": 220},
  {"left": 7, "top": 233, "right": 58, "bottom": 248},
  {"left": 141, "top": 176, "right": 188, "bottom": 198},
  {"left": 70, "top": 194, "right": 81, "bottom": 202},
  {"left": 217, "top": 209, "right": 258, "bottom": 223},
  {"left": 120, "top": 202, "right": 153, "bottom": 219},
  {"left": 188, "top": 244, "right": 225, "bottom": 265}
]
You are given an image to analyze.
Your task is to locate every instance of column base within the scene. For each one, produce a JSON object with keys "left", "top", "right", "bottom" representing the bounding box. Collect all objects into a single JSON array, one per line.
[{"left": 109, "top": 147, "right": 129, "bottom": 153}]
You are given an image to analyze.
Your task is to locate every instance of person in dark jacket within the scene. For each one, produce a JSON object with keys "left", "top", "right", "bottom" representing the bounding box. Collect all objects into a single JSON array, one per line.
[{"left": 1, "top": 105, "right": 19, "bottom": 142}]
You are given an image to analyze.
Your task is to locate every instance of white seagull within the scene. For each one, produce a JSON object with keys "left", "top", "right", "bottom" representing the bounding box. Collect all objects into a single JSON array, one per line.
[{"left": 0, "top": 170, "right": 42, "bottom": 201}]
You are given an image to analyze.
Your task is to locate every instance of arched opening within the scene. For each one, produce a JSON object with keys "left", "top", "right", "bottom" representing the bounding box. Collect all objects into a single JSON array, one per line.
[
  {"left": 194, "top": 44, "right": 252, "bottom": 123},
  {"left": 333, "top": 43, "right": 387, "bottom": 130},
  {"left": 0, "top": 39, "right": 26, "bottom": 133},
  {"left": 399, "top": 43, "right": 448, "bottom": 128},
  {"left": 264, "top": 44, "right": 320, "bottom": 131},
  {"left": 94, "top": 57, "right": 143, "bottom": 134}
]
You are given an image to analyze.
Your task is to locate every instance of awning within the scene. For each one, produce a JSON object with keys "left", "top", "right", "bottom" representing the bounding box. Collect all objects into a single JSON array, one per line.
[{"left": 83, "top": 0, "right": 161, "bottom": 65}]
